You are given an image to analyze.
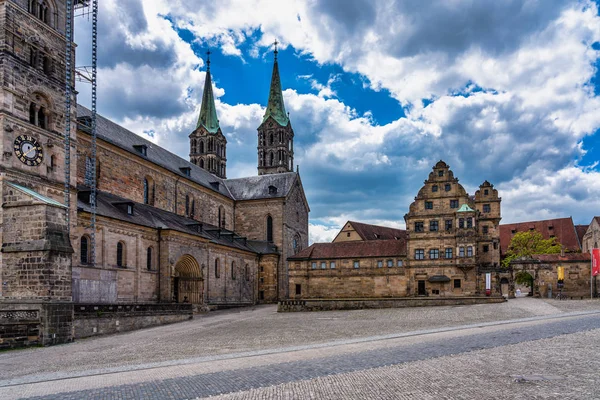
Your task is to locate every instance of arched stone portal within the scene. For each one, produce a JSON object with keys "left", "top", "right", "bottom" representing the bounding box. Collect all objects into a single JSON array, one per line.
[{"left": 173, "top": 255, "right": 203, "bottom": 304}]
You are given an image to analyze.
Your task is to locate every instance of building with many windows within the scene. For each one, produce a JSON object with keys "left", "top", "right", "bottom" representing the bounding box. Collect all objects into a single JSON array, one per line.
[
  {"left": 404, "top": 161, "right": 502, "bottom": 296},
  {"left": 0, "top": 0, "right": 309, "bottom": 326},
  {"left": 288, "top": 161, "right": 502, "bottom": 299}
]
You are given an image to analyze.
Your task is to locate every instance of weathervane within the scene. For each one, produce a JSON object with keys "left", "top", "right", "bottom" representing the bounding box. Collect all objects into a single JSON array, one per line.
[
  {"left": 273, "top": 39, "right": 279, "bottom": 59},
  {"left": 206, "top": 49, "right": 211, "bottom": 70}
]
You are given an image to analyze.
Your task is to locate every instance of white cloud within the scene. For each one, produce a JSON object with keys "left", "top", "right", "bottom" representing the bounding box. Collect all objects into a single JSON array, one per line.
[{"left": 75, "top": 0, "right": 600, "bottom": 231}]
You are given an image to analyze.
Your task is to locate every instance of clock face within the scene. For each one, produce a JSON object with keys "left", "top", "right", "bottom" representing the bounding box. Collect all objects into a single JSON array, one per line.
[{"left": 14, "top": 135, "right": 43, "bottom": 166}]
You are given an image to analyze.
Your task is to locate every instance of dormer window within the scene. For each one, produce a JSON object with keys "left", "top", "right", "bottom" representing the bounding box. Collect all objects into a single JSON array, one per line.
[
  {"left": 127, "top": 204, "right": 134, "bottom": 215},
  {"left": 210, "top": 181, "right": 220, "bottom": 190},
  {"left": 133, "top": 145, "right": 147, "bottom": 156},
  {"left": 180, "top": 167, "right": 191, "bottom": 177},
  {"left": 268, "top": 185, "right": 278, "bottom": 195}
]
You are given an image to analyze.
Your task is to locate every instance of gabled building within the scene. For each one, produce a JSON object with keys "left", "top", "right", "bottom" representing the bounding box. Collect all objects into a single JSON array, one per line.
[
  {"left": 404, "top": 161, "right": 501, "bottom": 296},
  {"left": 332, "top": 221, "right": 407, "bottom": 242},
  {"left": 499, "top": 217, "right": 582, "bottom": 255}
]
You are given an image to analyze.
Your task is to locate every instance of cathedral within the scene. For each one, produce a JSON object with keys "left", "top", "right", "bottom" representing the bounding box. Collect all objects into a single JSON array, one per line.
[{"left": 0, "top": 0, "right": 308, "bottom": 345}]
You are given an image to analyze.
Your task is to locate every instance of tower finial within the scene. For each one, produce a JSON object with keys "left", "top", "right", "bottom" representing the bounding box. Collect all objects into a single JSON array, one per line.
[
  {"left": 206, "top": 49, "right": 211, "bottom": 70},
  {"left": 273, "top": 39, "right": 279, "bottom": 59}
]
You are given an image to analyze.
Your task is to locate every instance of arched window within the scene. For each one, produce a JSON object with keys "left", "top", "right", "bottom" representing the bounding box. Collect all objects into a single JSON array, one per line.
[
  {"left": 200, "top": 159, "right": 204, "bottom": 168},
  {"left": 191, "top": 139, "right": 197, "bottom": 153},
  {"left": 218, "top": 206, "right": 225, "bottom": 228},
  {"left": 50, "top": 155, "right": 56, "bottom": 172},
  {"left": 146, "top": 247, "right": 153, "bottom": 270},
  {"left": 199, "top": 140, "right": 205, "bottom": 154},
  {"left": 28, "top": 0, "right": 51, "bottom": 25},
  {"left": 231, "top": 261, "right": 236, "bottom": 280},
  {"left": 80, "top": 236, "right": 89, "bottom": 264},
  {"left": 269, "top": 152, "right": 274, "bottom": 166},
  {"left": 37, "top": 107, "right": 47, "bottom": 129},
  {"left": 269, "top": 133, "right": 274, "bottom": 145},
  {"left": 29, "top": 94, "right": 51, "bottom": 129},
  {"left": 215, "top": 258, "right": 220, "bottom": 278},
  {"left": 143, "top": 178, "right": 149, "bottom": 204},
  {"left": 245, "top": 264, "right": 250, "bottom": 281},
  {"left": 185, "top": 195, "right": 190, "bottom": 216},
  {"left": 266, "top": 215, "right": 273, "bottom": 242},
  {"left": 29, "top": 102, "right": 36, "bottom": 125},
  {"left": 293, "top": 233, "right": 301, "bottom": 254},
  {"left": 116, "top": 241, "right": 125, "bottom": 267},
  {"left": 143, "top": 177, "right": 154, "bottom": 205}
]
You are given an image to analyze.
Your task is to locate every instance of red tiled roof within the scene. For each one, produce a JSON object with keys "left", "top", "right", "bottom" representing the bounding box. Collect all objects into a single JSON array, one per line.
[
  {"left": 575, "top": 225, "right": 589, "bottom": 248},
  {"left": 535, "top": 253, "right": 590, "bottom": 262},
  {"left": 289, "top": 239, "right": 407, "bottom": 260},
  {"left": 348, "top": 221, "right": 407, "bottom": 241},
  {"left": 499, "top": 217, "right": 581, "bottom": 255}
]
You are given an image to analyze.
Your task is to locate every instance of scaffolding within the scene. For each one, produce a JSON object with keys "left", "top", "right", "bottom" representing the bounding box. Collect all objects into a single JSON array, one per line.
[{"left": 66, "top": 0, "right": 98, "bottom": 264}]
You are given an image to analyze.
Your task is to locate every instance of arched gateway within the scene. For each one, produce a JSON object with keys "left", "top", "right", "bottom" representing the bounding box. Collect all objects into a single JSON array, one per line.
[{"left": 173, "top": 255, "right": 203, "bottom": 304}]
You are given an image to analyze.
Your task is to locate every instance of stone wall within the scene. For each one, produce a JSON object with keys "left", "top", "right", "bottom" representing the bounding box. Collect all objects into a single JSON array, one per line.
[
  {"left": 73, "top": 303, "right": 192, "bottom": 339},
  {"left": 1, "top": 181, "right": 73, "bottom": 300},
  {"left": 0, "top": 301, "right": 73, "bottom": 349},
  {"left": 512, "top": 259, "right": 593, "bottom": 298},
  {"left": 278, "top": 296, "right": 506, "bottom": 312},
  {"left": 281, "top": 180, "right": 309, "bottom": 299},
  {"left": 289, "top": 257, "right": 408, "bottom": 299},
  {"left": 76, "top": 135, "right": 234, "bottom": 230}
]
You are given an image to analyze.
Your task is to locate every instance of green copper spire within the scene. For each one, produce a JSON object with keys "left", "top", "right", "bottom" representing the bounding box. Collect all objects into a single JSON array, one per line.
[
  {"left": 196, "top": 50, "right": 220, "bottom": 134},
  {"left": 262, "top": 40, "right": 289, "bottom": 126}
]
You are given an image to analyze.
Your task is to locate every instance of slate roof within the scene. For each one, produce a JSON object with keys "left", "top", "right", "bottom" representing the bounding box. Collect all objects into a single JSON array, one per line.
[
  {"left": 7, "top": 182, "right": 66, "bottom": 208},
  {"left": 288, "top": 239, "right": 407, "bottom": 261},
  {"left": 196, "top": 64, "right": 220, "bottom": 133},
  {"left": 77, "top": 105, "right": 233, "bottom": 198},
  {"left": 262, "top": 54, "right": 289, "bottom": 127},
  {"left": 575, "top": 224, "right": 589, "bottom": 248},
  {"left": 499, "top": 217, "right": 581, "bottom": 255},
  {"left": 78, "top": 105, "right": 301, "bottom": 202},
  {"left": 347, "top": 221, "right": 407, "bottom": 241},
  {"left": 77, "top": 188, "right": 275, "bottom": 254},
  {"left": 225, "top": 173, "right": 297, "bottom": 200}
]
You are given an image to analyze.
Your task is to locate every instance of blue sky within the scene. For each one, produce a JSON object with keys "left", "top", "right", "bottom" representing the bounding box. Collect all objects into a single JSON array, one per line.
[{"left": 75, "top": 0, "right": 600, "bottom": 242}]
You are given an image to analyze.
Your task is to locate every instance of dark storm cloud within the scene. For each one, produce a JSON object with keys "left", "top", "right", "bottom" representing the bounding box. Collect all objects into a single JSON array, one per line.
[{"left": 310, "top": 0, "right": 569, "bottom": 59}]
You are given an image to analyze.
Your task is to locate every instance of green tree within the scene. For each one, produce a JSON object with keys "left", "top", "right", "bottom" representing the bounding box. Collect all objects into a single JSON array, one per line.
[{"left": 502, "top": 230, "right": 562, "bottom": 268}]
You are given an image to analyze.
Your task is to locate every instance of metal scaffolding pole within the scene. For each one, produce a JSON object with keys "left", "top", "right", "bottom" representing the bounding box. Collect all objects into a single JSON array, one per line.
[
  {"left": 64, "top": 0, "right": 73, "bottom": 234},
  {"left": 90, "top": 0, "right": 98, "bottom": 265},
  {"left": 70, "top": 0, "right": 98, "bottom": 264}
]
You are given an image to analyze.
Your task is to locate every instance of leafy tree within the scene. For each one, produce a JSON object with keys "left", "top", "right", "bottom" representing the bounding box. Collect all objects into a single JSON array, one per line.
[{"left": 502, "top": 230, "right": 562, "bottom": 268}]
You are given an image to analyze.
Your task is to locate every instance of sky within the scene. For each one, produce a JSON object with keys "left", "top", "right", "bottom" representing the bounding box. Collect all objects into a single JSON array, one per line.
[{"left": 74, "top": 0, "right": 600, "bottom": 243}]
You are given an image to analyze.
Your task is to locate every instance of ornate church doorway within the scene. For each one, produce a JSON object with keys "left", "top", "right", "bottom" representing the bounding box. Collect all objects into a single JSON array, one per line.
[{"left": 173, "top": 255, "right": 203, "bottom": 304}]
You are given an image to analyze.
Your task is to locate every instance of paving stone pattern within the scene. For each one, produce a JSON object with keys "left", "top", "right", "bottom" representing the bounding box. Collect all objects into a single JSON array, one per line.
[
  {"left": 0, "top": 297, "right": 576, "bottom": 382},
  {"left": 22, "top": 313, "right": 600, "bottom": 400}
]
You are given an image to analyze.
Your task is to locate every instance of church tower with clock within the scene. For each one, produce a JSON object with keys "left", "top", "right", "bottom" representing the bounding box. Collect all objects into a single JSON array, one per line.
[
  {"left": 0, "top": 1, "right": 75, "bottom": 303},
  {"left": 257, "top": 43, "right": 294, "bottom": 175}
]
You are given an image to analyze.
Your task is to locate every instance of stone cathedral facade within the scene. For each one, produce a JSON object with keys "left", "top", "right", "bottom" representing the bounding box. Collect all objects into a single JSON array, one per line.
[{"left": 0, "top": 0, "right": 309, "bottom": 345}]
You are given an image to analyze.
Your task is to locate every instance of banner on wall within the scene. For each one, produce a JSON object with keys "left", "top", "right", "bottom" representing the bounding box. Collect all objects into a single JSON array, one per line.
[
  {"left": 485, "top": 273, "right": 491, "bottom": 296},
  {"left": 593, "top": 249, "right": 600, "bottom": 277}
]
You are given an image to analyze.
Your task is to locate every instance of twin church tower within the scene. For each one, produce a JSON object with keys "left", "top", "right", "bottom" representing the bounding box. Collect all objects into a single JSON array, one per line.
[{"left": 189, "top": 45, "right": 294, "bottom": 178}]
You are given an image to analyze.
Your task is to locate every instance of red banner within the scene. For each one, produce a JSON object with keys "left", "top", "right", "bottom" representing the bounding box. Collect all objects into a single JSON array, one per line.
[{"left": 593, "top": 248, "right": 600, "bottom": 277}]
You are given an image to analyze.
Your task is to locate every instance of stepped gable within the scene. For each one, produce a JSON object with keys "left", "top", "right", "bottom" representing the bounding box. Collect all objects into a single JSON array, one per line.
[
  {"left": 289, "top": 239, "right": 407, "bottom": 261},
  {"left": 349, "top": 221, "right": 407, "bottom": 241},
  {"left": 499, "top": 217, "right": 581, "bottom": 255},
  {"left": 77, "top": 105, "right": 233, "bottom": 198}
]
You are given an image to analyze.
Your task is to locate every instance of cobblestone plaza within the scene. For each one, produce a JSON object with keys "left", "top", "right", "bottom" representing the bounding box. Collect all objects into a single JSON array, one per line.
[{"left": 1, "top": 298, "right": 599, "bottom": 399}]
